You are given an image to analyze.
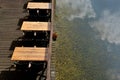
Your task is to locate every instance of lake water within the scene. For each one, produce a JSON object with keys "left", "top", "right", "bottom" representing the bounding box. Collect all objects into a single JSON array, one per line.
[{"left": 55, "top": 0, "right": 120, "bottom": 80}]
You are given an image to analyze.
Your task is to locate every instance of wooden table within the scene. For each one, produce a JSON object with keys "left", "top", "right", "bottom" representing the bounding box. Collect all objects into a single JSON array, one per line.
[
  {"left": 27, "top": 2, "right": 51, "bottom": 9},
  {"left": 21, "top": 21, "right": 51, "bottom": 31},
  {"left": 11, "top": 47, "right": 48, "bottom": 61}
]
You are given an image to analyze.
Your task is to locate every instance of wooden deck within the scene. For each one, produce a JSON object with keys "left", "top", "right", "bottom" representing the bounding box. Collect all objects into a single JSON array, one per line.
[
  {"left": 0, "top": 0, "right": 55, "bottom": 80},
  {"left": 0, "top": 0, "right": 29, "bottom": 79},
  {"left": 0, "top": 0, "right": 25, "bottom": 66}
]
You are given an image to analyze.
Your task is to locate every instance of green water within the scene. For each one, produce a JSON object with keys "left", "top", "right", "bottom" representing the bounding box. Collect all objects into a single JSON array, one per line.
[
  {"left": 54, "top": 7, "right": 108, "bottom": 80},
  {"left": 54, "top": 0, "right": 120, "bottom": 80},
  {"left": 55, "top": 16, "right": 109, "bottom": 80}
]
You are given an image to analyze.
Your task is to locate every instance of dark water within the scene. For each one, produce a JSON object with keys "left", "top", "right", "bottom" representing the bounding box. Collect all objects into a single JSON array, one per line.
[{"left": 55, "top": 0, "right": 120, "bottom": 80}]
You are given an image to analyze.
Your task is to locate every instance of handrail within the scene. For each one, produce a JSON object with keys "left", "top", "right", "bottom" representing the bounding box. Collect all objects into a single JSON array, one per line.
[{"left": 46, "top": 0, "right": 55, "bottom": 79}]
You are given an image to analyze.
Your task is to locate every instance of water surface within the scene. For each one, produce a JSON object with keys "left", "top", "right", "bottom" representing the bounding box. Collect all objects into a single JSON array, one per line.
[{"left": 55, "top": 0, "right": 120, "bottom": 80}]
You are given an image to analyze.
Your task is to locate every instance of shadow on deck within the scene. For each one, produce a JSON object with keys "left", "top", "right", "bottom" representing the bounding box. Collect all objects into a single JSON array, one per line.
[
  {"left": 0, "top": 70, "right": 46, "bottom": 80},
  {"left": 0, "top": 71, "right": 35, "bottom": 80},
  {"left": 0, "top": 61, "right": 47, "bottom": 80}
]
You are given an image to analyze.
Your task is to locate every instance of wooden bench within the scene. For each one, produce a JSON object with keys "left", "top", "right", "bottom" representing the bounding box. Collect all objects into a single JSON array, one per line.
[
  {"left": 21, "top": 21, "right": 51, "bottom": 31},
  {"left": 27, "top": 2, "right": 51, "bottom": 9},
  {"left": 11, "top": 47, "right": 48, "bottom": 61}
]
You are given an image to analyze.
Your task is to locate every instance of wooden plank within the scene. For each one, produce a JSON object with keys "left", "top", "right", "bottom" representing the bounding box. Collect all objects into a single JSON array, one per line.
[
  {"left": 0, "top": 0, "right": 30, "bottom": 73},
  {"left": 11, "top": 47, "right": 48, "bottom": 61},
  {"left": 27, "top": 2, "right": 51, "bottom": 9},
  {"left": 21, "top": 21, "right": 51, "bottom": 31}
]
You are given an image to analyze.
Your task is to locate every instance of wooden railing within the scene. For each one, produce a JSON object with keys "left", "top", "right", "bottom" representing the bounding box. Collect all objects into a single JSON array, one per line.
[{"left": 47, "top": 0, "right": 55, "bottom": 80}]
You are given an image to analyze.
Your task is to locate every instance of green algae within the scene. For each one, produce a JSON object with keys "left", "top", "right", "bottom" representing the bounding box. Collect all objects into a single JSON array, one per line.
[
  {"left": 54, "top": 6, "right": 83, "bottom": 80},
  {"left": 54, "top": 4, "right": 109, "bottom": 80}
]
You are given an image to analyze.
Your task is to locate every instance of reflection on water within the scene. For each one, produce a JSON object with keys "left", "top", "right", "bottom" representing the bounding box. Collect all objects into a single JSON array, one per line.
[{"left": 55, "top": 0, "right": 120, "bottom": 80}]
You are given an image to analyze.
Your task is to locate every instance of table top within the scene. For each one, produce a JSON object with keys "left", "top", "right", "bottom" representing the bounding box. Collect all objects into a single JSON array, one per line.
[
  {"left": 27, "top": 2, "right": 51, "bottom": 9},
  {"left": 21, "top": 21, "right": 51, "bottom": 31},
  {"left": 11, "top": 47, "right": 48, "bottom": 61}
]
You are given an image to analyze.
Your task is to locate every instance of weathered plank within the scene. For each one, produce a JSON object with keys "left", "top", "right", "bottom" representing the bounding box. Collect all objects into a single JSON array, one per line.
[{"left": 0, "top": 0, "right": 27, "bottom": 73}]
